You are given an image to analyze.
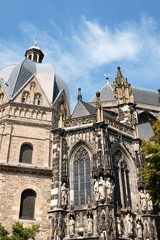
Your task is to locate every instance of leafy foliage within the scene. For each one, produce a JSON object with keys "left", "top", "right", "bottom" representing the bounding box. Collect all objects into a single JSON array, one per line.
[
  {"left": 0, "top": 222, "right": 39, "bottom": 240},
  {"left": 141, "top": 120, "right": 160, "bottom": 205}
]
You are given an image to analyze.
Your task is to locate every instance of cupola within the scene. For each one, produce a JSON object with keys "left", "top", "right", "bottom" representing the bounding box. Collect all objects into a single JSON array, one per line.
[{"left": 25, "top": 40, "right": 44, "bottom": 63}]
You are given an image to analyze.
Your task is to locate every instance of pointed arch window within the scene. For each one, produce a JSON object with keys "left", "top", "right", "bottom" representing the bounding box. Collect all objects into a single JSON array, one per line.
[
  {"left": 113, "top": 150, "right": 131, "bottom": 209},
  {"left": 74, "top": 146, "right": 91, "bottom": 206},
  {"left": 19, "top": 189, "right": 36, "bottom": 220}
]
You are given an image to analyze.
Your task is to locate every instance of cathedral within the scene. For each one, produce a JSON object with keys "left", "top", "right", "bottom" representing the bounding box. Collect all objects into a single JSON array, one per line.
[{"left": 0, "top": 44, "right": 159, "bottom": 240}]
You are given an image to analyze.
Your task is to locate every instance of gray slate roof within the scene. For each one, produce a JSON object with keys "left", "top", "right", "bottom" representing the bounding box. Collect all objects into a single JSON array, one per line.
[
  {"left": 90, "top": 82, "right": 159, "bottom": 106},
  {"left": 138, "top": 122, "right": 154, "bottom": 141},
  {"left": 71, "top": 100, "right": 114, "bottom": 119},
  {"left": 71, "top": 101, "right": 96, "bottom": 118},
  {"left": 0, "top": 59, "right": 70, "bottom": 110}
]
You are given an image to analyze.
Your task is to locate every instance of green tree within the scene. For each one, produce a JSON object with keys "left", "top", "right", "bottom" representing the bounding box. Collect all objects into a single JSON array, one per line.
[
  {"left": 0, "top": 222, "right": 39, "bottom": 240},
  {"left": 141, "top": 120, "right": 160, "bottom": 205}
]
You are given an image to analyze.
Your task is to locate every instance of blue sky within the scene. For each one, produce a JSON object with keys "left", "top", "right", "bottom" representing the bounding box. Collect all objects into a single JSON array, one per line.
[{"left": 0, "top": 0, "right": 160, "bottom": 111}]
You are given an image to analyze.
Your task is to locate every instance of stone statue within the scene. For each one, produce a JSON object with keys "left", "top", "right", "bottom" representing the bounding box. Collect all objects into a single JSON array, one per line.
[
  {"left": 99, "top": 176, "right": 106, "bottom": 200},
  {"left": 61, "top": 182, "right": 67, "bottom": 207},
  {"left": 106, "top": 178, "right": 115, "bottom": 201},
  {"left": 139, "top": 189, "right": 146, "bottom": 212},
  {"left": 69, "top": 216, "right": 75, "bottom": 235},
  {"left": 94, "top": 178, "right": 99, "bottom": 201},
  {"left": 117, "top": 216, "right": 122, "bottom": 236},
  {"left": 88, "top": 214, "right": 93, "bottom": 233},
  {"left": 136, "top": 220, "right": 143, "bottom": 239},
  {"left": 126, "top": 213, "right": 133, "bottom": 234},
  {"left": 146, "top": 193, "right": 153, "bottom": 212}
]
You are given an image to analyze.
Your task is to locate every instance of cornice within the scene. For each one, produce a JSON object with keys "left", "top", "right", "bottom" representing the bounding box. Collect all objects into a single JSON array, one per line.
[{"left": 0, "top": 162, "right": 52, "bottom": 176}]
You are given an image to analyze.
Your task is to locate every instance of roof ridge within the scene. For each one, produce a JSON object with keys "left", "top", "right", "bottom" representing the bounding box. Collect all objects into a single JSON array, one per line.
[
  {"left": 89, "top": 81, "right": 113, "bottom": 102},
  {"left": 132, "top": 86, "right": 157, "bottom": 92},
  {"left": 11, "top": 59, "right": 27, "bottom": 97}
]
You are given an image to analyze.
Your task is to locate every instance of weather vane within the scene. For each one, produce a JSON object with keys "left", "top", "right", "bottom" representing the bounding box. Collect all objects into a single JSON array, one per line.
[{"left": 104, "top": 73, "right": 110, "bottom": 82}]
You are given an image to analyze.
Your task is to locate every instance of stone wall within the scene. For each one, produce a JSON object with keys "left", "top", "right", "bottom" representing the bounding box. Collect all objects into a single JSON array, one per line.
[{"left": 0, "top": 170, "right": 51, "bottom": 240}]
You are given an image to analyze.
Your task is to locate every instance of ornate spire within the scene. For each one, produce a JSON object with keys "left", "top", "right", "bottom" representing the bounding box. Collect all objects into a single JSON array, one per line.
[{"left": 113, "top": 66, "right": 134, "bottom": 105}]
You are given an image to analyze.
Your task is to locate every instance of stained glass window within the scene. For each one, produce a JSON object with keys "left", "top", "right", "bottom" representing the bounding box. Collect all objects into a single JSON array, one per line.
[
  {"left": 74, "top": 146, "right": 91, "bottom": 206},
  {"left": 19, "top": 189, "right": 36, "bottom": 220}
]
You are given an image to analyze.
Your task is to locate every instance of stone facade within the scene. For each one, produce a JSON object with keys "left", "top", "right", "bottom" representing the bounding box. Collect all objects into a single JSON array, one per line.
[{"left": 0, "top": 46, "right": 159, "bottom": 239}]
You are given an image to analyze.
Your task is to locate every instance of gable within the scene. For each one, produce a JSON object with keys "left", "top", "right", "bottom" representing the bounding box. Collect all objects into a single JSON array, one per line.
[{"left": 13, "top": 76, "right": 51, "bottom": 107}]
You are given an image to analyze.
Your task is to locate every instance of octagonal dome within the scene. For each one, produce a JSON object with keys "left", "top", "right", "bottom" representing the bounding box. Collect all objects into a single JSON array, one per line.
[{"left": 0, "top": 57, "right": 70, "bottom": 110}]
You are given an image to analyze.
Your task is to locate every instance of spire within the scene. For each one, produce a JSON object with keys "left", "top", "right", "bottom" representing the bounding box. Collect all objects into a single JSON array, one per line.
[
  {"left": 158, "top": 89, "right": 160, "bottom": 103},
  {"left": 113, "top": 66, "right": 134, "bottom": 105},
  {"left": 77, "top": 88, "right": 82, "bottom": 101},
  {"left": 25, "top": 41, "right": 44, "bottom": 63}
]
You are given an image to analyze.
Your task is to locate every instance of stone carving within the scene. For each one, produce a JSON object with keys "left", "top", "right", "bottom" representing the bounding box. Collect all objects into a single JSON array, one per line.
[
  {"left": 94, "top": 178, "right": 99, "bottom": 201},
  {"left": 106, "top": 177, "right": 115, "bottom": 201},
  {"left": 146, "top": 193, "right": 153, "bottom": 212},
  {"left": 139, "top": 189, "right": 147, "bottom": 212},
  {"left": 117, "top": 216, "right": 122, "bottom": 236},
  {"left": 99, "top": 176, "right": 106, "bottom": 200},
  {"left": 88, "top": 214, "right": 93, "bottom": 233},
  {"left": 69, "top": 216, "right": 75, "bottom": 235},
  {"left": 61, "top": 182, "right": 67, "bottom": 207},
  {"left": 136, "top": 219, "right": 143, "bottom": 239},
  {"left": 126, "top": 213, "right": 133, "bottom": 235}
]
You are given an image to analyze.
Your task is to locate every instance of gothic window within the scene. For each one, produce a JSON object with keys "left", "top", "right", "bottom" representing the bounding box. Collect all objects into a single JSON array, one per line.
[
  {"left": 0, "top": 93, "right": 4, "bottom": 104},
  {"left": 21, "top": 91, "right": 30, "bottom": 103},
  {"left": 113, "top": 150, "right": 131, "bottom": 209},
  {"left": 19, "top": 144, "right": 33, "bottom": 164},
  {"left": 34, "top": 93, "right": 42, "bottom": 105},
  {"left": 30, "top": 82, "right": 36, "bottom": 91},
  {"left": 74, "top": 146, "right": 91, "bottom": 206},
  {"left": 19, "top": 189, "right": 36, "bottom": 220}
]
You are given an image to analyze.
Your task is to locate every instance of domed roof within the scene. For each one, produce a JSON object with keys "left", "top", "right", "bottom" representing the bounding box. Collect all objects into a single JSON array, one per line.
[{"left": 0, "top": 58, "right": 70, "bottom": 110}]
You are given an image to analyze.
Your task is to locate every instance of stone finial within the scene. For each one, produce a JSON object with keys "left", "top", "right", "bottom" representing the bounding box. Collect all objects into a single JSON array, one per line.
[
  {"left": 96, "top": 92, "right": 103, "bottom": 122},
  {"left": 158, "top": 89, "right": 160, "bottom": 103},
  {"left": 58, "top": 96, "right": 65, "bottom": 128},
  {"left": 78, "top": 88, "right": 82, "bottom": 101}
]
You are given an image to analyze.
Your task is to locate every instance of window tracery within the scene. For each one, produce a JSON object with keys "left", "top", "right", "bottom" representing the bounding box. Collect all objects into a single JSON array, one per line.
[
  {"left": 113, "top": 150, "right": 131, "bottom": 209},
  {"left": 19, "top": 189, "right": 36, "bottom": 220},
  {"left": 34, "top": 93, "right": 42, "bottom": 105},
  {"left": 74, "top": 146, "right": 91, "bottom": 206},
  {"left": 21, "top": 91, "right": 30, "bottom": 103}
]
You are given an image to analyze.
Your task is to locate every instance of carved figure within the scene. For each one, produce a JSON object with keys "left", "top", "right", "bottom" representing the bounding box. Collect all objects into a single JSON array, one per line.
[
  {"left": 88, "top": 215, "right": 93, "bottom": 233},
  {"left": 98, "top": 176, "right": 105, "bottom": 200},
  {"left": 94, "top": 178, "right": 99, "bottom": 201},
  {"left": 106, "top": 178, "right": 115, "bottom": 201},
  {"left": 139, "top": 189, "right": 146, "bottom": 212},
  {"left": 146, "top": 193, "right": 153, "bottom": 212},
  {"left": 136, "top": 220, "right": 143, "bottom": 239},
  {"left": 126, "top": 213, "right": 133, "bottom": 234},
  {"left": 61, "top": 182, "right": 67, "bottom": 207},
  {"left": 69, "top": 216, "right": 75, "bottom": 235},
  {"left": 117, "top": 216, "right": 122, "bottom": 236}
]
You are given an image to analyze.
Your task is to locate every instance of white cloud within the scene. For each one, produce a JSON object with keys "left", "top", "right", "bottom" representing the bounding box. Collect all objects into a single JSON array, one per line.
[{"left": 0, "top": 16, "right": 160, "bottom": 110}]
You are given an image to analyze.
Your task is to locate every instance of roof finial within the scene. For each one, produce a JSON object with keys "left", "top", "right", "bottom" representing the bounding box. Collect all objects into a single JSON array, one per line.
[
  {"left": 35, "top": 38, "right": 37, "bottom": 46},
  {"left": 104, "top": 73, "right": 110, "bottom": 83},
  {"left": 78, "top": 88, "right": 82, "bottom": 101}
]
